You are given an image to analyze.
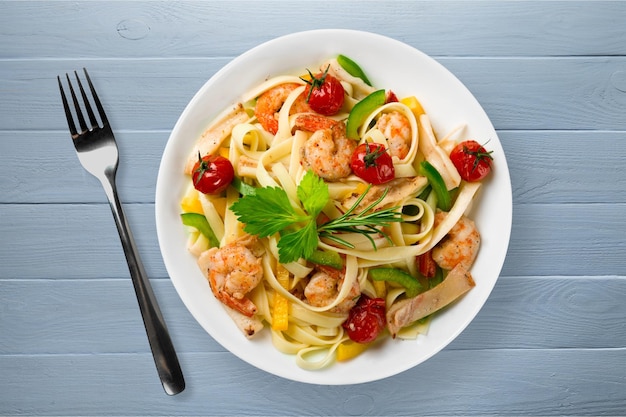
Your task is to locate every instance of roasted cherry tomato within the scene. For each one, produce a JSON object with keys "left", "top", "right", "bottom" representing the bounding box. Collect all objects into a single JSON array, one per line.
[
  {"left": 350, "top": 143, "right": 395, "bottom": 185},
  {"left": 192, "top": 152, "right": 234, "bottom": 194},
  {"left": 449, "top": 140, "right": 493, "bottom": 182},
  {"left": 302, "top": 65, "right": 345, "bottom": 116},
  {"left": 417, "top": 249, "right": 437, "bottom": 278},
  {"left": 385, "top": 90, "right": 399, "bottom": 103},
  {"left": 342, "top": 295, "right": 386, "bottom": 344}
]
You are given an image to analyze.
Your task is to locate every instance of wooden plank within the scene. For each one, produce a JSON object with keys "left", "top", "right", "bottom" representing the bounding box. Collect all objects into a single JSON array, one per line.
[
  {"left": 1, "top": 277, "right": 624, "bottom": 355},
  {"left": 500, "top": 130, "right": 626, "bottom": 204},
  {"left": 0, "top": 278, "right": 222, "bottom": 355},
  {"left": 2, "top": 130, "right": 625, "bottom": 204},
  {"left": 0, "top": 349, "right": 624, "bottom": 415},
  {"left": 0, "top": 130, "right": 169, "bottom": 204},
  {"left": 442, "top": 57, "right": 626, "bottom": 130},
  {"left": 0, "top": 202, "right": 624, "bottom": 279},
  {"left": 452, "top": 276, "right": 626, "bottom": 350},
  {"left": 2, "top": 57, "right": 626, "bottom": 131},
  {"left": 0, "top": 204, "right": 163, "bottom": 279},
  {"left": 503, "top": 202, "right": 626, "bottom": 277},
  {"left": 1, "top": 1, "right": 625, "bottom": 59}
]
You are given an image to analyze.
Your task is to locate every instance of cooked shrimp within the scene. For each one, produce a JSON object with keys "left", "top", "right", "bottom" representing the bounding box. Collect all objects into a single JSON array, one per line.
[
  {"left": 304, "top": 266, "right": 360, "bottom": 314},
  {"left": 293, "top": 113, "right": 339, "bottom": 132},
  {"left": 376, "top": 111, "right": 411, "bottom": 159},
  {"left": 300, "top": 121, "right": 356, "bottom": 181},
  {"left": 431, "top": 212, "right": 480, "bottom": 271},
  {"left": 254, "top": 83, "right": 311, "bottom": 135},
  {"left": 197, "top": 235, "right": 264, "bottom": 317}
]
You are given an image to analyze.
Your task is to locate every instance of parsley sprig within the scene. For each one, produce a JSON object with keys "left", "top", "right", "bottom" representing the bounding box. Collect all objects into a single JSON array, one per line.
[
  {"left": 230, "top": 171, "right": 328, "bottom": 264},
  {"left": 230, "top": 171, "right": 403, "bottom": 264}
]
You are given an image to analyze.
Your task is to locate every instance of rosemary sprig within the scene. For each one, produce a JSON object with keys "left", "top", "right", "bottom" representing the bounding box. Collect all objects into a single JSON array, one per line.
[{"left": 317, "top": 185, "right": 403, "bottom": 250}]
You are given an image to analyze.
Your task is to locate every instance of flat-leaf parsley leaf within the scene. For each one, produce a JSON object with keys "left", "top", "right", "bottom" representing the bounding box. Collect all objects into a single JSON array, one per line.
[
  {"left": 230, "top": 171, "right": 327, "bottom": 263},
  {"left": 297, "top": 170, "right": 329, "bottom": 217},
  {"left": 277, "top": 221, "right": 319, "bottom": 263},
  {"left": 230, "top": 185, "right": 308, "bottom": 238}
]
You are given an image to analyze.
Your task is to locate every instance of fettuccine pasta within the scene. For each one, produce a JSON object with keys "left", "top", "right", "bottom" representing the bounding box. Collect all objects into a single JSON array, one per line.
[{"left": 179, "top": 55, "right": 491, "bottom": 369}]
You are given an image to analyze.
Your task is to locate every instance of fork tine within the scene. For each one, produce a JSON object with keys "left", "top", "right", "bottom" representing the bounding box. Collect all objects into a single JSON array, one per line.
[
  {"left": 74, "top": 70, "right": 100, "bottom": 130},
  {"left": 82, "top": 68, "right": 109, "bottom": 125},
  {"left": 66, "top": 73, "right": 88, "bottom": 134},
  {"left": 57, "top": 75, "right": 78, "bottom": 137}
]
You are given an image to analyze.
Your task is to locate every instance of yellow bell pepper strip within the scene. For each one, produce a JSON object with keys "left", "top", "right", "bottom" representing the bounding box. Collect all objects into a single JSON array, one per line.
[
  {"left": 369, "top": 268, "right": 423, "bottom": 298},
  {"left": 337, "top": 54, "right": 372, "bottom": 86},
  {"left": 372, "top": 279, "right": 387, "bottom": 298},
  {"left": 271, "top": 264, "right": 290, "bottom": 331},
  {"left": 180, "top": 192, "right": 204, "bottom": 214},
  {"left": 400, "top": 96, "right": 425, "bottom": 117},
  {"left": 218, "top": 146, "right": 230, "bottom": 159},
  {"left": 306, "top": 249, "right": 344, "bottom": 269},
  {"left": 336, "top": 339, "right": 371, "bottom": 361},
  {"left": 180, "top": 212, "right": 220, "bottom": 248},
  {"left": 346, "top": 89, "right": 386, "bottom": 139},
  {"left": 230, "top": 176, "right": 257, "bottom": 196},
  {"left": 419, "top": 161, "right": 452, "bottom": 211}
]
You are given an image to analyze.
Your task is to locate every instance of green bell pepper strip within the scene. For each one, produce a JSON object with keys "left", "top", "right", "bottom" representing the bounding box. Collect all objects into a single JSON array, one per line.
[
  {"left": 346, "top": 89, "right": 386, "bottom": 140},
  {"left": 417, "top": 184, "right": 432, "bottom": 201},
  {"left": 419, "top": 161, "right": 452, "bottom": 211},
  {"left": 369, "top": 268, "right": 423, "bottom": 298},
  {"left": 429, "top": 265, "right": 444, "bottom": 289},
  {"left": 306, "top": 249, "right": 344, "bottom": 270},
  {"left": 337, "top": 54, "right": 372, "bottom": 86},
  {"left": 230, "top": 176, "right": 257, "bottom": 196},
  {"left": 181, "top": 212, "right": 220, "bottom": 248}
]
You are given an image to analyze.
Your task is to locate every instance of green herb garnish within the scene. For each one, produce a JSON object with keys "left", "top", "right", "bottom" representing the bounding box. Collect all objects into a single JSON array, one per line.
[
  {"left": 230, "top": 171, "right": 403, "bottom": 264},
  {"left": 317, "top": 185, "right": 402, "bottom": 249}
]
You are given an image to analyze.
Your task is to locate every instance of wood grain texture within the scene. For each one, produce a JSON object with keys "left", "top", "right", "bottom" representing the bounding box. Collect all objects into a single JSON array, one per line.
[
  {"left": 1, "top": 1, "right": 625, "bottom": 58},
  {"left": 1, "top": 350, "right": 624, "bottom": 416},
  {"left": 0, "top": 130, "right": 168, "bottom": 204},
  {"left": 1, "top": 277, "right": 624, "bottom": 355},
  {"left": 1, "top": 1, "right": 625, "bottom": 415},
  {"left": 2, "top": 58, "right": 626, "bottom": 131}
]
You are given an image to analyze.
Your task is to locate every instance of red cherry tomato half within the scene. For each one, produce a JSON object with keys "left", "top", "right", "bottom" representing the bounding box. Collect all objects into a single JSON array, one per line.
[
  {"left": 303, "top": 66, "right": 345, "bottom": 116},
  {"left": 417, "top": 249, "right": 437, "bottom": 278},
  {"left": 342, "top": 295, "right": 386, "bottom": 344},
  {"left": 350, "top": 143, "right": 395, "bottom": 185},
  {"left": 192, "top": 153, "right": 234, "bottom": 194},
  {"left": 449, "top": 140, "right": 493, "bottom": 182},
  {"left": 385, "top": 90, "right": 399, "bottom": 103}
]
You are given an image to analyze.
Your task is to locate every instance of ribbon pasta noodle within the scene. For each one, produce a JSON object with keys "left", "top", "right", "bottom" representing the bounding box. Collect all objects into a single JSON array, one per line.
[{"left": 180, "top": 56, "right": 489, "bottom": 369}]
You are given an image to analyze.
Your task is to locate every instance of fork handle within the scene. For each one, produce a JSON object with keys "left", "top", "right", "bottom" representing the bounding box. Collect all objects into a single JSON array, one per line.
[{"left": 101, "top": 173, "right": 185, "bottom": 396}]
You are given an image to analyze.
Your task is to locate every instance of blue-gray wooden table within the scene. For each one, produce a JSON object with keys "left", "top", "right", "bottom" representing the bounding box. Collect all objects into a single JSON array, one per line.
[{"left": 1, "top": 1, "right": 625, "bottom": 415}]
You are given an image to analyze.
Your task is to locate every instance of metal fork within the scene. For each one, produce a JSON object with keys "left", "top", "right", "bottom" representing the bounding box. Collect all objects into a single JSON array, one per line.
[{"left": 58, "top": 69, "right": 185, "bottom": 396}]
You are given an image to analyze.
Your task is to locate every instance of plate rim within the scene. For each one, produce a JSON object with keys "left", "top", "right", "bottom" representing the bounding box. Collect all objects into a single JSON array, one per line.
[{"left": 155, "top": 28, "right": 513, "bottom": 385}]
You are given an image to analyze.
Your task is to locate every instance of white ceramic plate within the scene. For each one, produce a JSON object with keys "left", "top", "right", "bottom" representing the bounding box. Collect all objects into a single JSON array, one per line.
[{"left": 155, "top": 29, "right": 512, "bottom": 385}]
